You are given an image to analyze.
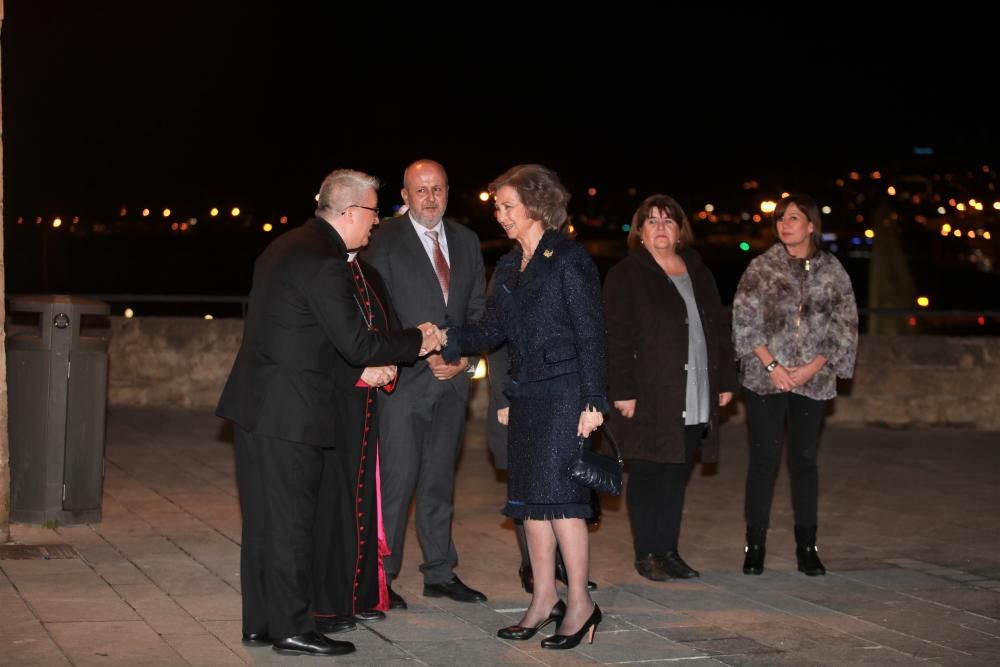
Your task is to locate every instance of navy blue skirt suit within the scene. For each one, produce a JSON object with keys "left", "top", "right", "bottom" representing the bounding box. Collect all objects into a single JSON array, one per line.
[{"left": 443, "top": 230, "right": 608, "bottom": 520}]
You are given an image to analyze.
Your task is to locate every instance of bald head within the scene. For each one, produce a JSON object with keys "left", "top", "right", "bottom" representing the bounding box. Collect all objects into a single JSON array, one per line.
[{"left": 401, "top": 160, "right": 449, "bottom": 228}]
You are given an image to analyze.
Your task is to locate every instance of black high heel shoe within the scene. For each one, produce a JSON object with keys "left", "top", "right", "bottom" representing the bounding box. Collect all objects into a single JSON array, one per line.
[
  {"left": 540, "top": 604, "right": 602, "bottom": 650},
  {"left": 497, "top": 600, "right": 566, "bottom": 640}
]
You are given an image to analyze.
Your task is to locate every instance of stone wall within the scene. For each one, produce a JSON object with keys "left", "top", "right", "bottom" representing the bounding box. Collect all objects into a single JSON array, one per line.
[{"left": 105, "top": 317, "right": 999, "bottom": 430}]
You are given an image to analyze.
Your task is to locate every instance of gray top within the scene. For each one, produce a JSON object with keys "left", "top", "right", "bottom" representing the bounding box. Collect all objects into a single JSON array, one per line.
[{"left": 668, "top": 272, "right": 710, "bottom": 425}]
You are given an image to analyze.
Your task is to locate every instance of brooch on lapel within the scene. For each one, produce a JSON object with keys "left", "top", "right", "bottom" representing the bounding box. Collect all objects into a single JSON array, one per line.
[{"left": 543, "top": 249, "right": 554, "bottom": 258}]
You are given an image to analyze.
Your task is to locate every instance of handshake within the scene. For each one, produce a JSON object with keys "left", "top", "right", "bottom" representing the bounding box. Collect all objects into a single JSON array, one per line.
[{"left": 417, "top": 322, "right": 449, "bottom": 356}]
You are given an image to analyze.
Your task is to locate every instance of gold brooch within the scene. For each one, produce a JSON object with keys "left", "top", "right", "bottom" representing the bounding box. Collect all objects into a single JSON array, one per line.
[{"left": 543, "top": 249, "right": 554, "bottom": 258}]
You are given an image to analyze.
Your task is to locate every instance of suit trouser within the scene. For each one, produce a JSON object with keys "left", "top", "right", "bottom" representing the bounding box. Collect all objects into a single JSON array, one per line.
[
  {"left": 379, "top": 383, "right": 467, "bottom": 585},
  {"left": 743, "top": 389, "right": 827, "bottom": 529},
  {"left": 235, "top": 427, "right": 324, "bottom": 639},
  {"left": 626, "top": 424, "right": 702, "bottom": 557}
]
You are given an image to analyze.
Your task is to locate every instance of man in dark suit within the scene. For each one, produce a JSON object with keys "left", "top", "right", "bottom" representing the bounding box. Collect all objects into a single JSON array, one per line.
[
  {"left": 217, "top": 169, "right": 444, "bottom": 657},
  {"left": 364, "top": 160, "right": 488, "bottom": 606}
]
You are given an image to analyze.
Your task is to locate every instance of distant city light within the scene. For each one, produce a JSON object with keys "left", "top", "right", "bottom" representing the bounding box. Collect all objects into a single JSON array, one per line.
[
  {"left": 864, "top": 229, "right": 875, "bottom": 239},
  {"left": 170, "top": 222, "right": 179, "bottom": 231},
  {"left": 941, "top": 223, "right": 952, "bottom": 234},
  {"left": 870, "top": 171, "right": 882, "bottom": 180},
  {"left": 937, "top": 206, "right": 947, "bottom": 214},
  {"left": 124, "top": 308, "right": 135, "bottom": 318},
  {"left": 821, "top": 205, "right": 832, "bottom": 214},
  {"left": 587, "top": 187, "right": 598, "bottom": 197},
  {"left": 848, "top": 171, "right": 861, "bottom": 181},
  {"left": 739, "top": 242, "right": 750, "bottom": 251},
  {"left": 968, "top": 230, "right": 976, "bottom": 238},
  {"left": 916, "top": 296, "right": 930, "bottom": 308},
  {"left": 263, "top": 223, "right": 273, "bottom": 232},
  {"left": 704, "top": 203, "right": 715, "bottom": 213},
  {"left": 855, "top": 214, "right": 864, "bottom": 223},
  {"left": 204, "top": 314, "right": 214, "bottom": 321},
  {"left": 956, "top": 203, "right": 966, "bottom": 211},
  {"left": 622, "top": 223, "right": 630, "bottom": 232},
  {"left": 180, "top": 223, "right": 189, "bottom": 231},
  {"left": 52, "top": 218, "right": 63, "bottom": 228},
  {"left": 231, "top": 207, "right": 241, "bottom": 217},
  {"left": 279, "top": 215, "right": 288, "bottom": 224},
  {"left": 984, "top": 231, "right": 992, "bottom": 240},
  {"left": 119, "top": 207, "right": 127, "bottom": 216},
  {"left": 479, "top": 191, "right": 490, "bottom": 202},
  {"left": 72, "top": 216, "right": 80, "bottom": 225},
  {"left": 760, "top": 201, "right": 777, "bottom": 214},
  {"left": 907, "top": 316, "right": 918, "bottom": 327},
  {"left": 626, "top": 187, "right": 637, "bottom": 196},
  {"left": 163, "top": 208, "right": 171, "bottom": 217},
  {"left": 978, "top": 316, "right": 986, "bottom": 326},
  {"left": 210, "top": 207, "right": 220, "bottom": 217},
  {"left": 887, "top": 186, "right": 897, "bottom": 196},
  {"left": 142, "top": 208, "right": 150, "bottom": 217},
  {"left": 780, "top": 192, "right": 790, "bottom": 199},
  {"left": 954, "top": 229, "right": 962, "bottom": 237}
]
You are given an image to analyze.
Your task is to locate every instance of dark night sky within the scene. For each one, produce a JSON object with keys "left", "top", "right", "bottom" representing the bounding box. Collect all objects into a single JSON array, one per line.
[{"left": 3, "top": 3, "right": 996, "bottom": 220}]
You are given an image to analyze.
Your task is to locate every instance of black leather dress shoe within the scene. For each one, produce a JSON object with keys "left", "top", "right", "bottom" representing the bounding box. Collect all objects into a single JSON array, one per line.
[
  {"left": 353, "top": 609, "right": 386, "bottom": 622},
  {"left": 388, "top": 586, "right": 408, "bottom": 610},
  {"left": 271, "top": 631, "right": 355, "bottom": 656},
  {"left": 660, "top": 552, "right": 699, "bottom": 579},
  {"left": 423, "top": 576, "right": 487, "bottom": 602},
  {"left": 314, "top": 615, "right": 357, "bottom": 635},
  {"left": 241, "top": 632, "right": 271, "bottom": 646}
]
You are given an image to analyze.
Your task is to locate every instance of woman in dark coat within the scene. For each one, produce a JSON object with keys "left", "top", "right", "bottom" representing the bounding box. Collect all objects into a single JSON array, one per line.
[
  {"left": 442, "top": 164, "right": 607, "bottom": 650},
  {"left": 312, "top": 255, "right": 400, "bottom": 630},
  {"left": 605, "top": 194, "right": 736, "bottom": 581}
]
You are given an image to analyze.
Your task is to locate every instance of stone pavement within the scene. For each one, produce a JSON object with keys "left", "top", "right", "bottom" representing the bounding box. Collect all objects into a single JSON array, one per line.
[{"left": 2, "top": 407, "right": 1000, "bottom": 666}]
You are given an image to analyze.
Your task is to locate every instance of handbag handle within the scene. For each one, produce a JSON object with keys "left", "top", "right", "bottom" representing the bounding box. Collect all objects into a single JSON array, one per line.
[{"left": 578, "top": 423, "right": 623, "bottom": 464}]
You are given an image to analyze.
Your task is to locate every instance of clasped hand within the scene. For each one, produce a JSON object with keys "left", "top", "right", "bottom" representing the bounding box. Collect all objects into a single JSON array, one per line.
[
  {"left": 417, "top": 322, "right": 447, "bottom": 356},
  {"left": 360, "top": 365, "right": 397, "bottom": 387}
]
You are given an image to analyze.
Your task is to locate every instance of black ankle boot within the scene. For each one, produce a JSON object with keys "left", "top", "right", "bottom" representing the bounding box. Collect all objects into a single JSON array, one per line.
[
  {"left": 743, "top": 526, "right": 767, "bottom": 575},
  {"left": 519, "top": 563, "right": 533, "bottom": 594},
  {"left": 794, "top": 525, "right": 826, "bottom": 576}
]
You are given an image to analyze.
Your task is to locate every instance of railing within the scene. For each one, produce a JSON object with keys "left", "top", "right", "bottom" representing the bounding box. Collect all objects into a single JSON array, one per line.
[{"left": 6, "top": 294, "right": 1000, "bottom": 334}]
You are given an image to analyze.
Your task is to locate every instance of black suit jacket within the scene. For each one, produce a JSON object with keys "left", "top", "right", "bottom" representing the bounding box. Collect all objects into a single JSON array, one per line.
[
  {"left": 363, "top": 215, "right": 486, "bottom": 400},
  {"left": 216, "top": 218, "right": 423, "bottom": 446}
]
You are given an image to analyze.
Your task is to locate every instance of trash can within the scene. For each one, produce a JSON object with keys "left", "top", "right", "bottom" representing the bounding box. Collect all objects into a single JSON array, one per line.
[{"left": 6, "top": 295, "right": 110, "bottom": 524}]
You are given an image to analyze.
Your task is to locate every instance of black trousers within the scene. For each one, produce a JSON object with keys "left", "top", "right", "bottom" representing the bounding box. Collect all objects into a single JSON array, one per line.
[
  {"left": 626, "top": 424, "right": 703, "bottom": 558},
  {"left": 235, "top": 427, "right": 325, "bottom": 639},
  {"left": 743, "top": 389, "right": 827, "bottom": 529}
]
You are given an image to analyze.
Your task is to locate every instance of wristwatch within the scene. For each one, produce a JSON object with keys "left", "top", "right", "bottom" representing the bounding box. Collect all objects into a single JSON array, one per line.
[
  {"left": 765, "top": 360, "right": 779, "bottom": 373},
  {"left": 464, "top": 359, "right": 478, "bottom": 375}
]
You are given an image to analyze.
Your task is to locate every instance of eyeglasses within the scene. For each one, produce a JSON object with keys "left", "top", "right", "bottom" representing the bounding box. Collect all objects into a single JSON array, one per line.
[{"left": 344, "top": 204, "right": 380, "bottom": 217}]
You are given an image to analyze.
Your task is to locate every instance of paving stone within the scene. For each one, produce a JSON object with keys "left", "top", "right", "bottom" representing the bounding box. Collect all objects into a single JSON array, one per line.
[
  {"left": 0, "top": 575, "right": 73, "bottom": 666},
  {"left": 1, "top": 559, "right": 139, "bottom": 623},
  {"left": 46, "top": 621, "right": 187, "bottom": 666},
  {"left": 114, "top": 584, "right": 206, "bottom": 635}
]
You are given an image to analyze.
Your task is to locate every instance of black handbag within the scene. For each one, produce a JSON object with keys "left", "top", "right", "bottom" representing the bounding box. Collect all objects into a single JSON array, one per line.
[{"left": 568, "top": 424, "right": 624, "bottom": 496}]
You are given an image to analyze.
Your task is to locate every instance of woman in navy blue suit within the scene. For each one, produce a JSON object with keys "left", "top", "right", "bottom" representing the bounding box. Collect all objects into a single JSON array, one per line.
[{"left": 442, "top": 164, "right": 607, "bottom": 650}]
